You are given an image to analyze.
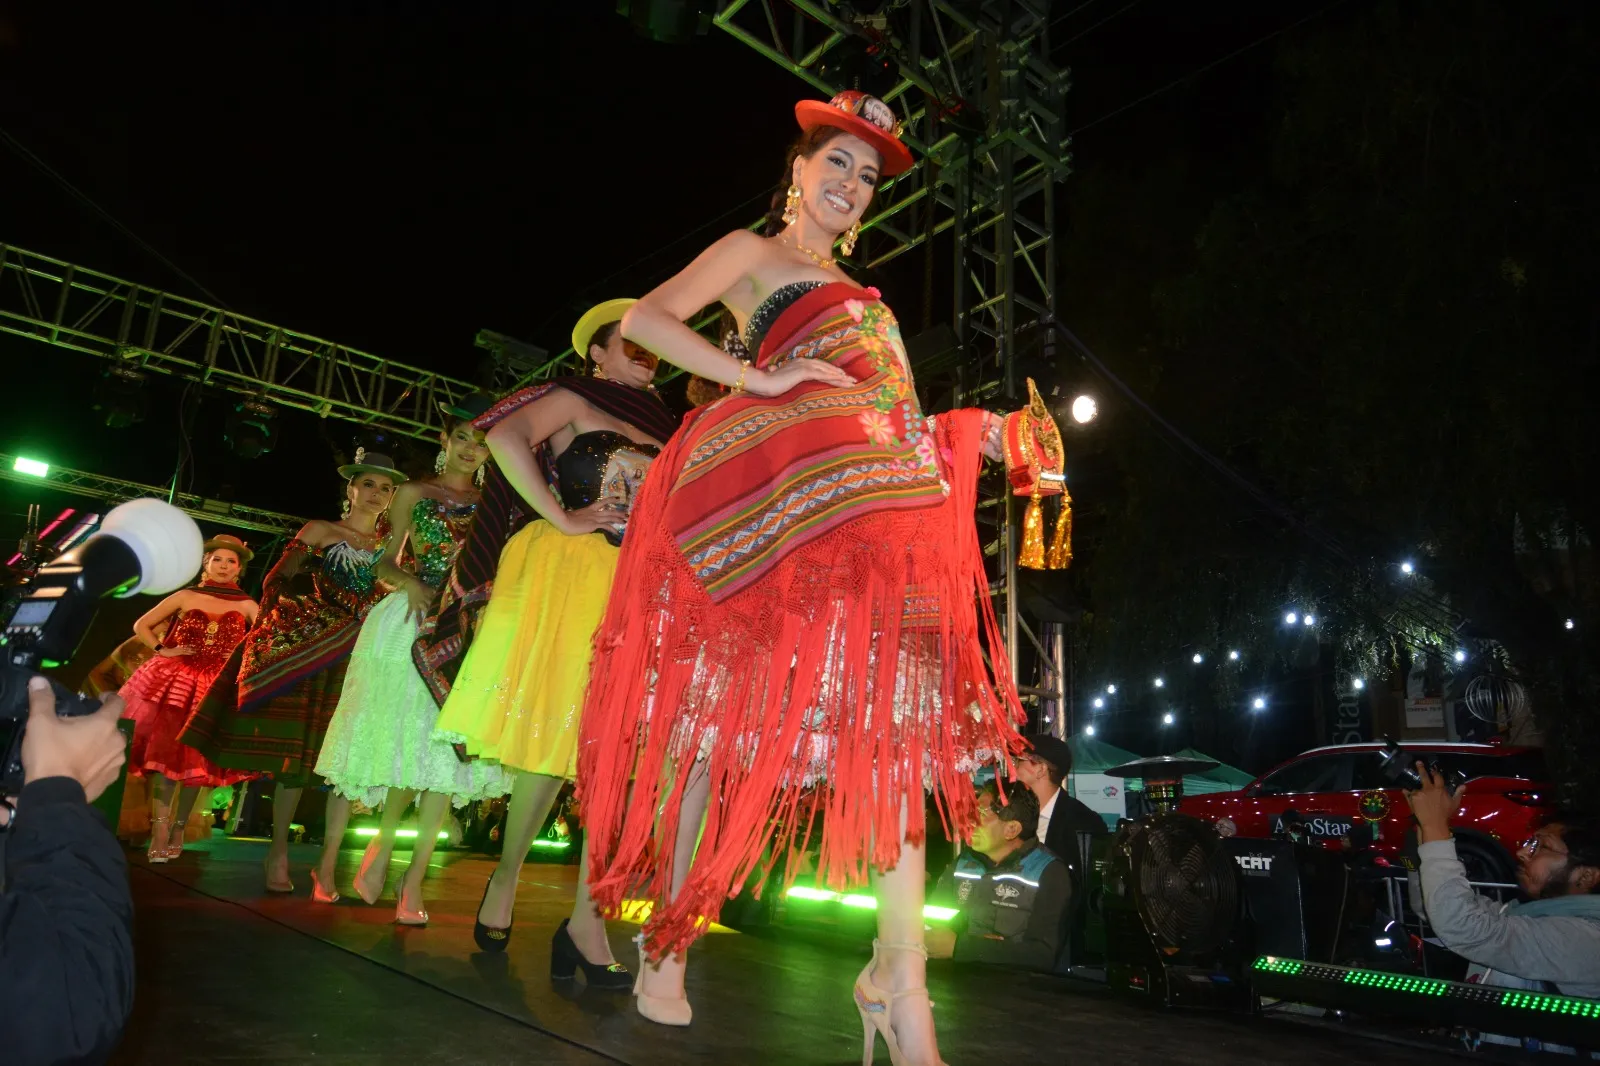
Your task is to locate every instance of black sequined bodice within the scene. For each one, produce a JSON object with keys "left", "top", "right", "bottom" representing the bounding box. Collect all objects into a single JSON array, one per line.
[
  {"left": 555, "top": 431, "right": 661, "bottom": 512},
  {"left": 743, "top": 281, "right": 829, "bottom": 355}
]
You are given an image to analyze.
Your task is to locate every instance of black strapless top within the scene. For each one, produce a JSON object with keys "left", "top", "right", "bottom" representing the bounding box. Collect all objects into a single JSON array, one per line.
[
  {"left": 743, "top": 281, "right": 829, "bottom": 355},
  {"left": 555, "top": 431, "right": 661, "bottom": 545}
]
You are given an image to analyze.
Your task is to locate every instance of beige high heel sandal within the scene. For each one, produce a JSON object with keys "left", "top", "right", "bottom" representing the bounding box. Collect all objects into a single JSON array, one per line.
[
  {"left": 632, "top": 934, "right": 692, "bottom": 1027},
  {"left": 853, "top": 939, "right": 946, "bottom": 1066},
  {"left": 146, "top": 816, "right": 173, "bottom": 864}
]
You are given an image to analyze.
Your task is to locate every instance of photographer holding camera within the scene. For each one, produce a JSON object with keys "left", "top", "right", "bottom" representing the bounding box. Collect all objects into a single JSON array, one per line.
[
  {"left": 2, "top": 676, "right": 136, "bottom": 1066},
  {"left": 1405, "top": 762, "right": 1600, "bottom": 1006}
]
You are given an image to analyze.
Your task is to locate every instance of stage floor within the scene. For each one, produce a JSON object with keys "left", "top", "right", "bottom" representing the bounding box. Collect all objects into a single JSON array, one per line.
[{"left": 111, "top": 834, "right": 1472, "bottom": 1065}]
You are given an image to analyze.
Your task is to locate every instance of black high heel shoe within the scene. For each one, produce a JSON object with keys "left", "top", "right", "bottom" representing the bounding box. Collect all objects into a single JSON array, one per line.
[
  {"left": 473, "top": 873, "right": 512, "bottom": 953},
  {"left": 549, "top": 919, "right": 633, "bottom": 991}
]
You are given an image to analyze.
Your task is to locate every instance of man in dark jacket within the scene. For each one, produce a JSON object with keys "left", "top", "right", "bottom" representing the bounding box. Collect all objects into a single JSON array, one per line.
[
  {"left": 927, "top": 780, "right": 1070, "bottom": 970},
  {"left": 1015, "top": 733, "right": 1109, "bottom": 860},
  {"left": 1, "top": 677, "right": 135, "bottom": 1066}
]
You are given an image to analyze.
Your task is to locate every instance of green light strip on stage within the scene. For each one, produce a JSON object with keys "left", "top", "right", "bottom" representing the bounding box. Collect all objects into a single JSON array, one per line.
[
  {"left": 783, "top": 885, "right": 958, "bottom": 922},
  {"left": 1501, "top": 991, "right": 1600, "bottom": 1017},
  {"left": 347, "top": 829, "right": 570, "bottom": 850}
]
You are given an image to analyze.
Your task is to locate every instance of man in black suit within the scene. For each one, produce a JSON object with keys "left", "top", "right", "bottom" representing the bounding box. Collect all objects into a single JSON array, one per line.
[{"left": 1015, "top": 734, "right": 1108, "bottom": 861}]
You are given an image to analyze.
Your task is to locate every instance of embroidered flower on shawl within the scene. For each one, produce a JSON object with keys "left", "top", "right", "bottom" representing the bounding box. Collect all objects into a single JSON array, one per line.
[
  {"left": 915, "top": 435, "right": 939, "bottom": 470},
  {"left": 859, "top": 410, "right": 897, "bottom": 447}
]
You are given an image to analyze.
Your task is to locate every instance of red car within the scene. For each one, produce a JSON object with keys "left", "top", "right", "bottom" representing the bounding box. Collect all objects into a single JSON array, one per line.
[{"left": 1177, "top": 741, "right": 1554, "bottom": 884}]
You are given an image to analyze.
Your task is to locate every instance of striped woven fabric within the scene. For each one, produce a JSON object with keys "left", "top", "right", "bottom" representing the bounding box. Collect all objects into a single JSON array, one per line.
[{"left": 664, "top": 284, "right": 947, "bottom": 601}]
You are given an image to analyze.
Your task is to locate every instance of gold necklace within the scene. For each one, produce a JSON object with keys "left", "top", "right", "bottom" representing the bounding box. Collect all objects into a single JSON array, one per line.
[{"left": 781, "top": 232, "right": 836, "bottom": 269}]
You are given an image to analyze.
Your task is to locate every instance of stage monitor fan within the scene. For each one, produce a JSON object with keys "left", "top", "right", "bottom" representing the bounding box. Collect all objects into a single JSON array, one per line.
[{"left": 1137, "top": 814, "right": 1240, "bottom": 956}]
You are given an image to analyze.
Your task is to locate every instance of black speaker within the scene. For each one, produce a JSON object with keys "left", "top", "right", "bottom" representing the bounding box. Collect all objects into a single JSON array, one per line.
[{"left": 1221, "top": 838, "right": 1349, "bottom": 963}]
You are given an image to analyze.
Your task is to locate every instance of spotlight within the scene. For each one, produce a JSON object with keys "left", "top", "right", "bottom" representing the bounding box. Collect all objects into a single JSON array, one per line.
[
  {"left": 1284, "top": 612, "right": 1298, "bottom": 625},
  {"left": 1092, "top": 697, "right": 1104, "bottom": 709},
  {"left": 12, "top": 456, "right": 49, "bottom": 478},
  {"left": 1153, "top": 677, "right": 1165, "bottom": 689},
  {"left": 1192, "top": 653, "right": 1204, "bottom": 665},
  {"left": 1070, "top": 395, "right": 1098, "bottom": 424},
  {"left": 1252, "top": 697, "right": 1266, "bottom": 711},
  {"left": 91, "top": 366, "right": 148, "bottom": 428},
  {"left": 1161, "top": 712, "right": 1175, "bottom": 726},
  {"left": 1566, "top": 619, "right": 1576, "bottom": 631},
  {"left": 1401, "top": 561, "right": 1415, "bottom": 575},
  {"left": 1303, "top": 614, "right": 1316, "bottom": 627},
  {"left": 1453, "top": 649, "right": 1466, "bottom": 663},
  {"left": 1228, "top": 650, "right": 1240, "bottom": 661},
  {"left": 1084, "top": 724, "right": 1096, "bottom": 736},
  {"left": 225, "top": 399, "right": 279, "bottom": 459},
  {"left": 1353, "top": 678, "right": 1365, "bottom": 690},
  {"left": 1106, "top": 684, "right": 1116, "bottom": 695}
]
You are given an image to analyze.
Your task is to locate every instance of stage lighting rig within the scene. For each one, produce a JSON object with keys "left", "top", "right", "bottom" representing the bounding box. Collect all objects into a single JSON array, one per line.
[
  {"left": 225, "top": 398, "right": 279, "bottom": 459},
  {"left": 91, "top": 365, "right": 148, "bottom": 428}
]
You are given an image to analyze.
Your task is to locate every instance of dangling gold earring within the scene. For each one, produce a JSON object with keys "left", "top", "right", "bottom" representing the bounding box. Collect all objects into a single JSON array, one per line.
[
  {"left": 840, "top": 221, "right": 860, "bottom": 257},
  {"left": 782, "top": 184, "right": 801, "bottom": 227},
  {"left": 433, "top": 448, "right": 447, "bottom": 475},
  {"left": 340, "top": 498, "right": 351, "bottom": 519},
  {"left": 474, "top": 464, "right": 487, "bottom": 487}
]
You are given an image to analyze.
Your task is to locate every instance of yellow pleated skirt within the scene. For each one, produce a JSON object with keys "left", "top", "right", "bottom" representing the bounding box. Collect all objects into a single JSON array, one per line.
[{"left": 432, "top": 520, "right": 618, "bottom": 778}]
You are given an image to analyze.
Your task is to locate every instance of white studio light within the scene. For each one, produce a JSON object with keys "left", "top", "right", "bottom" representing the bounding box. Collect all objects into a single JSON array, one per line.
[
  {"left": 1228, "top": 650, "right": 1240, "bottom": 661},
  {"left": 1084, "top": 724, "right": 1097, "bottom": 736},
  {"left": 1192, "top": 653, "right": 1204, "bottom": 664},
  {"left": 1161, "top": 712, "right": 1175, "bottom": 726},
  {"left": 1354, "top": 678, "right": 1366, "bottom": 690},
  {"left": 1454, "top": 649, "right": 1467, "bottom": 663},
  {"left": 1070, "top": 395, "right": 1098, "bottom": 424},
  {"left": 1106, "top": 684, "right": 1117, "bottom": 695},
  {"left": 1566, "top": 619, "right": 1576, "bottom": 631},
  {"left": 1303, "top": 614, "right": 1316, "bottom": 627},
  {"left": 1153, "top": 677, "right": 1165, "bottom": 689},
  {"left": 1093, "top": 697, "right": 1105, "bottom": 709},
  {"left": 1252, "top": 697, "right": 1267, "bottom": 711},
  {"left": 1284, "top": 612, "right": 1298, "bottom": 625},
  {"left": 1401, "top": 561, "right": 1415, "bottom": 575}
]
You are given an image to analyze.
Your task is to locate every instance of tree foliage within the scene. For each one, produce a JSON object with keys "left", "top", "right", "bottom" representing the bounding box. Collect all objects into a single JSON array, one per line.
[{"left": 1067, "top": 2, "right": 1599, "bottom": 796}]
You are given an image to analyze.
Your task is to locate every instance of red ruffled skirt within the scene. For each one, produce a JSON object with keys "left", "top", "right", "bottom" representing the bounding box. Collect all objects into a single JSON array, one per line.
[
  {"left": 577, "top": 405, "right": 1024, "bottom": 957},
  {"left": 121, "top": 655, "right": 255, "bottom": 788}
]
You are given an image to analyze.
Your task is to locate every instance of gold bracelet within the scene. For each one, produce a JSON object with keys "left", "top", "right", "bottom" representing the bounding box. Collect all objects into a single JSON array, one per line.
[{"left": 731, "top": 362, "right": 749, "bottom": 393}]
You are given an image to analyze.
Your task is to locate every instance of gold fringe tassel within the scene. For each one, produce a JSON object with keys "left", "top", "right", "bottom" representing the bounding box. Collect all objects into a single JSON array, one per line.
[
  {"left": 1046, "top": 490, "right": 1073, "bottom": 569},
  {"left": 1020, "top": 488, "right": 1046, "bottom": 570}
]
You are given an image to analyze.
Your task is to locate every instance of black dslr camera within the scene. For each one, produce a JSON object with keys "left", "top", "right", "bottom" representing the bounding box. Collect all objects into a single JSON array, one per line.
[
  {"left": 1375, "top": 736, "right": 1468, "bottom": 793},
  {"left": 2, "top": 499, "right": 202, "bottom": 804}
]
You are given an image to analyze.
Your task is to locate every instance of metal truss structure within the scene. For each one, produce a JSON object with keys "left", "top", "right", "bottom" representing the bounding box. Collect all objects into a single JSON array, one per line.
[
  {"left": 715, "top": 0, "right": 1072, "bottom": 718},
  {"left": 0, "top": 243, "right": 488, "bottom": 445},
  {"left": 1, "top": 452, "right": 304, "bottom": 538}
]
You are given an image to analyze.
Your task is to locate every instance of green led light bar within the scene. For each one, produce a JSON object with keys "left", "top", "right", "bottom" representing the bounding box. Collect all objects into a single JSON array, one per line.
[
  {"left": 13, "top": 456, "right": 49, "bottom": 477},
  {"left": 1254, "top": 956, "right": 1304, "bottom": 975},
  {"left": 352, "top": 827, "right": 447, "bottom": 840},
  {"left": 1343, "top": 970, "right": 1448, "bottom": 995},
  {"left": 782, "top": 885, "right": 958, "bottom": 922},
  {"left": 1503, "top": 991, "right": 1600, "bottom": 1018},
  {"left": 531, "top": 839, "right": 571, "bottom": 850}
]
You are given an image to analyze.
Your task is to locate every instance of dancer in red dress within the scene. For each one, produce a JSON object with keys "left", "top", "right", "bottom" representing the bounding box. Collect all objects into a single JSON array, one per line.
[
  {"left": 119, "top": 534, "right": 259, "bottom": 863},
  {"left": 576, "top": 92, "right": 1025, "bottom": 1061}
]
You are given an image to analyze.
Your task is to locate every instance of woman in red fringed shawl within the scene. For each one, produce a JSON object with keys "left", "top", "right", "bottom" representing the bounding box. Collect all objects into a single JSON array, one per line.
[{"left": 575, "top": 91, "right": 1025, "bottom": 1061}]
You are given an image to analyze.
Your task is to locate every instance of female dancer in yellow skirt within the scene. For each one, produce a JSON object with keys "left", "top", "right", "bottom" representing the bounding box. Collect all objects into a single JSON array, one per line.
[{"left": 424, "top": 301, "right": 680, "bottom": 987}]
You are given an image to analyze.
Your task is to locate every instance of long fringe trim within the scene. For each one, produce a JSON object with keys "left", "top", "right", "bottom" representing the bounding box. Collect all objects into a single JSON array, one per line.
[{"left": 575, "top": 408, "right": 1024, "bottom": 958}]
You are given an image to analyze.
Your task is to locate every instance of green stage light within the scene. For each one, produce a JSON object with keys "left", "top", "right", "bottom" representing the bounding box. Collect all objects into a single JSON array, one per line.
[
  {"left": 782, "top": 885, "right": 958, "bottom": 922},
  {"left": 13, "top": 456, "right": 49, "bottom": 477},
  {"left": 353, "top": 827, "right": 447, "bottom": 840},
  {"left": 531, "top": 839, "right": 571, "bottom": 850}
]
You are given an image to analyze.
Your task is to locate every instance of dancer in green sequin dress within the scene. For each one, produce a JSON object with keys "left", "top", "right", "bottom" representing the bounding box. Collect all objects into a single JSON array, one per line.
[{"left": 313, "top": 400, "right": 512, "bottom": 921}]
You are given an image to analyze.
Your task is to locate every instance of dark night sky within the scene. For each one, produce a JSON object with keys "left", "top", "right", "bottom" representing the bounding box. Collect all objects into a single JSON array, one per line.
[{"left": 2, "top": 1, "right": 1321, "bottom": 753}]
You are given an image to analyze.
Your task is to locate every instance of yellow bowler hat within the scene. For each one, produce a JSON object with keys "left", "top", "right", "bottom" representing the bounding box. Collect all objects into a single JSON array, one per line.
[{"left": 572, "top": 298, "right": 637, "bottom": 359}]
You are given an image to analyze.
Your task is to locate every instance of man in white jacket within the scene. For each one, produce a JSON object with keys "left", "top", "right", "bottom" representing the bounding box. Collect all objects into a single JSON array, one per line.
[{"left": 1406, "top": 763, "right": 1600, "bottom": 1052}]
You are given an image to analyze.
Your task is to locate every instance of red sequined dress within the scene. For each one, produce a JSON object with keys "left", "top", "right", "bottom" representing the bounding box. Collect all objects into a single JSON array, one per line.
[{"left": 120, "top": 608, "right": 255, "bottom": 787}]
